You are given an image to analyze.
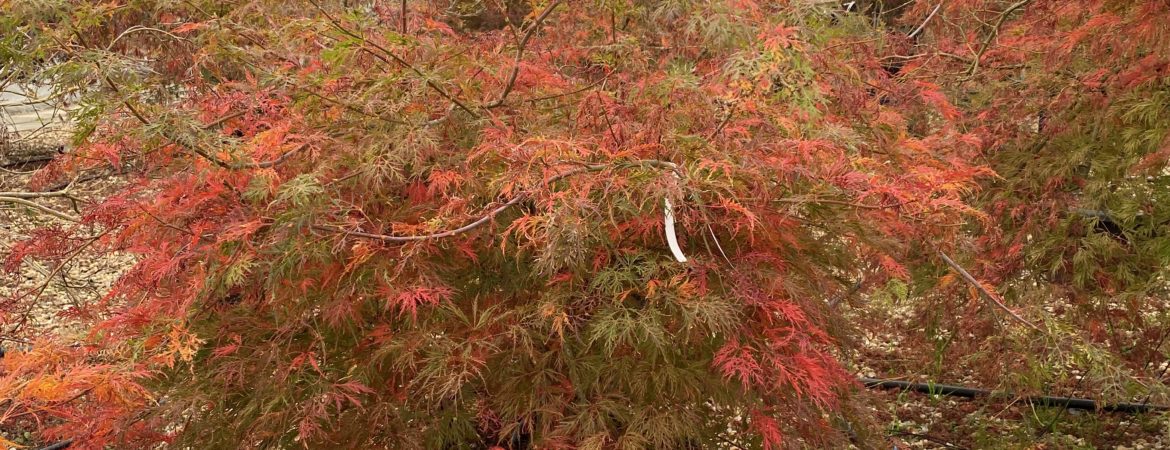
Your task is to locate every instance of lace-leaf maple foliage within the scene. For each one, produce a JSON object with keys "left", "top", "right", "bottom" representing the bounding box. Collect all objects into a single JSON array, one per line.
[
  {"left": 2, "top": 0, "right": 1128, "bottom": 448},
  {"left": 831, "top": 0, "right": 1170, "bottom": 410}
]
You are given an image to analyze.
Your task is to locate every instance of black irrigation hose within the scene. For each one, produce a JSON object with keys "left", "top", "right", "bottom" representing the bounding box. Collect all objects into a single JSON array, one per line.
[
  {"left": 860, "top": 377, "right": 1170, "bottom": 413},
  {"left": 37, "top": 439, "right": 72, "bottom": 450}
]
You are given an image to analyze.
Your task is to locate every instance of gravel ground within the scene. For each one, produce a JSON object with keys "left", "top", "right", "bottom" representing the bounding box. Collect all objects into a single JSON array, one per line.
[
  {"left": 844, "top": 288, "right": 1170, "bottom": 449},
  {"left": 1, "top": 109, "right": 131, "bottom": 341},
  {"left": 1, "top": 183, "right": 132, "bottom": 334}
]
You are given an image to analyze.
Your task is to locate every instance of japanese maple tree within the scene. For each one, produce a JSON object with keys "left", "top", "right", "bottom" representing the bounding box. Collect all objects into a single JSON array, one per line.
[{"left": 3, "top": 0, "right": 1165, "bottom": 448}]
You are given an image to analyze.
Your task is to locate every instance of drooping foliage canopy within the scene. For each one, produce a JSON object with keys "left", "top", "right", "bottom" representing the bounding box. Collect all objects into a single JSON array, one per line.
[{"left": 1, "top": 0, "right": 1168, "bottom": 448}]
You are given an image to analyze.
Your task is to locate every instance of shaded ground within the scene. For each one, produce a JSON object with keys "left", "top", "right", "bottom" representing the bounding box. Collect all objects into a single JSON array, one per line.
[{"left": 844, "top": 293, "right": 1170, "bottom": 449}]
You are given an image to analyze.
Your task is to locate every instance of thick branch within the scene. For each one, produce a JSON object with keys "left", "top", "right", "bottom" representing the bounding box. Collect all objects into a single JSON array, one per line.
[
  {"left": 1, "top": 155, "right": 55, "bottom": 170},
  {"left": 400, "top": 0, "right": 407, "bottom": 34}
]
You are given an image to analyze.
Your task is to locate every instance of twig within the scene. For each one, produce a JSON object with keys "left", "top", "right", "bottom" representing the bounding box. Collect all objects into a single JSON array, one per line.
[
  {"left": 106, "top": 25, "right": 189, "bottom": 51},
  {"left": 316, "top": 194, "right": 526, "bottom": 243},
  {"left": 908, "top": 3, "right": 942, "bottom": 39},
  {"left": 966, "top": 0, "right": 1031, "bottom": 76},
  {"left": 937, "top": 251, "right": 1041, "bottom": 331},
  {"left": 828, "top": 279, "right": 864, "bottom": 308},
  {"left": 706, "top": 223, "right": 733, "bottom": 266},
  {"left": 43, "top": 168, "right": 122, "bottom": 193},
  {"left": 310, "top": 0, "right": 478, "bottom": 117},
  {"left": 773, "top": 196, "right": 902, "bottom": 210},
  {"left": 520, "top": 75, "right": 607, "bottom": 103},
  {"left": 134, "top": 203, "right": 197, "bottom": 237},
  {"left": 821, "top": 37, "right": 881, "bottom": 52},
  {"left": 12, "top": 229, "right": 110, "bottom": 322},
  {"left": 298, "top": 88, "right": 405, "bottom": 125},
  {"left": 167, "top": 130, "right": 309, "bottom": 170},
  {"left": 201, "top": 111, "right": 245, "bottom": 130},
  {"left": 4, "top": 389, "right": 92, "bottom": 422},
  {"left": 487, "top": 0, "right": 563, "bottom": 108},
  {"left": 706, "top": 101, "right": 737, "bottom": 140},
  {"left": 714, "top": 434, "right": 749, "bottom": 450}
]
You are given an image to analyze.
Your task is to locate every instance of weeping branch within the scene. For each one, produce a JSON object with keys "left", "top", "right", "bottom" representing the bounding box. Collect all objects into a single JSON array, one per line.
[{"left": 316, "top": 159, "right": 680, "bottom": 243}]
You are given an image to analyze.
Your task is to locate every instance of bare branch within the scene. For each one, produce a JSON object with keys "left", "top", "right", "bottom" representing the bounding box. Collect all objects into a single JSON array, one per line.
[
  {"left": 0, "top": 189, "right": 71, "bottom": 199},
  {"left": 908, "top": 3, "right": 942, "bottom": 39},
  {"left": 106, "top": 25, "right": 190, "bottom": 51},
  {"left": 201, "top": 111, "right": 245, "bottom": 130},
  {"left": 0, "top": 196, "right": 80, "bottom": 222},
  {"left": 938, "top": 251, "right": 1042, "bottom": 332}
]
